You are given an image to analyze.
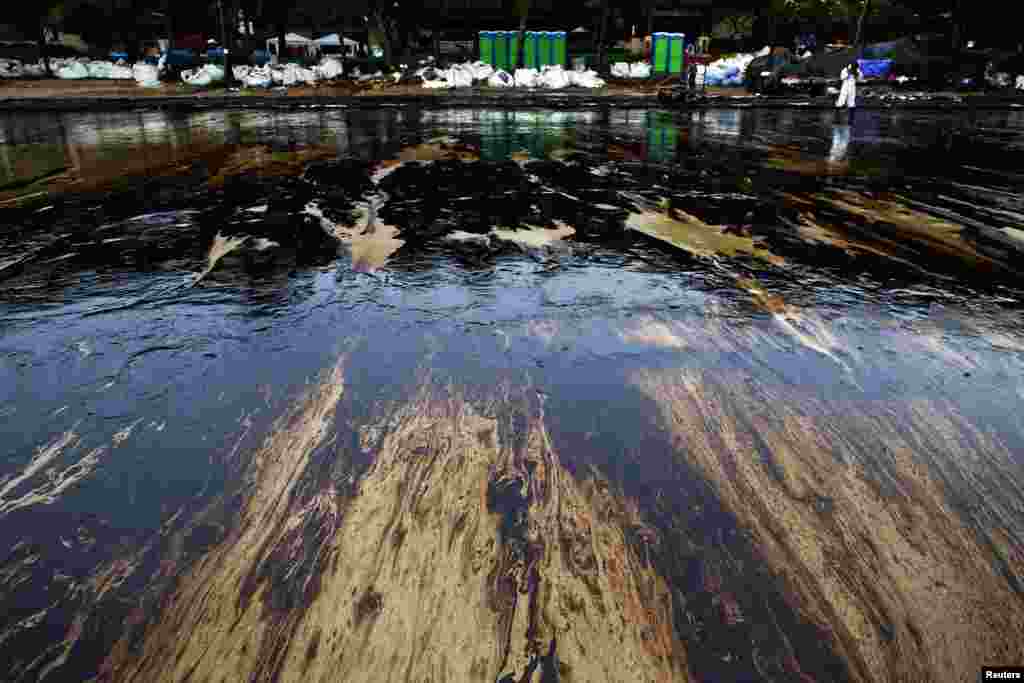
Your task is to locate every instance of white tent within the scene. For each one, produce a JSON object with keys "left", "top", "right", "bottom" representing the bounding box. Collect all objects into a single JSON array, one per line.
[
  {"left": 313, "top": 33, "right": 361, "bottom": 56},
  {"left": 266, "top": 33, "right": 316, "bottom": 58}
]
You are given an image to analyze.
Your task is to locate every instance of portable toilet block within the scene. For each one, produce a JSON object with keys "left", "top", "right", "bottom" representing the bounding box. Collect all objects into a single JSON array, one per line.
[
  {"left": 479, "top": 31, "right": 496, "bottom": 65},
  {"left": 537, "top": 32, "right": 552, "bottom": 68},
  {"left": 669, "top": 33, "right": 686, "bottom": 74},
  {"left": 495, "top": 31, "right": 509, "bottom": 70},
  {"left": 509, "top": 31, "right": 522, "bottom": 69},
  {"left": 553, "top": 31, "right": 567, "bottom": 67},
  {"left": 652, "top": 33, "right": 669, "bottom": 74},
  {"left": 523, "top": 31, "right": 540, "bottom": 68}
]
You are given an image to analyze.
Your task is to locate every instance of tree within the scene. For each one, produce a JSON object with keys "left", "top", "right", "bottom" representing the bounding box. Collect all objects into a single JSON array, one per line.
[{"left": 511, "top": 0, "right": 530, "bottom": 69}]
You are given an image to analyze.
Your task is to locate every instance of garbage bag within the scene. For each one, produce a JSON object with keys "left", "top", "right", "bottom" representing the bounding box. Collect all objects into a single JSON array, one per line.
[
  {"left": 0, "top": 60, "right": 22, "bottom": 78},
  {"left": 23, "top": 63, "right": 46, "bottom": 78},
  {"left": 133, "top": 63, "right": 161, "bottom": 87},
  {"left": 243, "top": 66, "right": 273, "bottom": 88},
  {"left": 447, "top": 65, "right": 473, "bottom": 88},
  {"left": 629, "top": 62, "right": 651, "bottom": 78},
  {"left": 57, "top": 61, "right": 90, "bottom": 79},
  {"left": 611, "top": 62, "right": 630, "bottom": 78},
  {"left": 538, "top": 65, "right": 570, "bottom": 89},
  {"left": 469, "top": 61, "right": 494, "bottom": 81},
  {"left": 569, "top": 69, "right": 605, "bottom": 88},
  {"left": 316, "top": 57, "right": 344, "bottom": 80},
  {"left": 514, "top": 68, "right": 538, "bottom": 88},
  {"left": 183, "top": 63, "right": 224, "bottom": 86},
  {"left": 487, "top": 69, "right": 513, "bottom": 87},
  {"left": 110, "top": 65, "right": 134, "bottom": 80}
]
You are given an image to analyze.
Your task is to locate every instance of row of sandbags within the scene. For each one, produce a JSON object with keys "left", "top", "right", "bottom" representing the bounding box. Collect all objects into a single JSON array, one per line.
[
  {"left": 0, "top": 59, "right": 46, "bottom": 79},
  {"left": 51, "top": 58, "right": 135, "bottom": 80},
  {"left": 610, "top": 62, "right": 651, "bottom": 79},
  {"left": 420, "top": 62, "right": 605, "bottom": 89}
]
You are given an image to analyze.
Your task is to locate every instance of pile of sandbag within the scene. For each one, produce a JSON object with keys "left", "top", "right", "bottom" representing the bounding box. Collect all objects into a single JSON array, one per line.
[
  {"left": 86, "top": 61, "right": 133, "bottom": 80},
  {"left": 0, "top": 59, "right": 48, "bottom": 78},
  {"left": 314, "top": 57, "right": 344, "bottom": 80},
  {"left": 610, "top": 62, "right": 651, "bottom": 79},
  {"left": 182, "top": 63, "right": 225, "bottom": 87},
  {"left": 703, "top": 48, "right": 766, "bottom": 86},
  {"left": 133, "top": 63, "right": 161, "bottom": 87},
  {"left": 243, "top": 65, "right": 273, "bottom": 88},
  {"left": 273, "top": 63, "right": 317, "bottom": 86},
  {"left": 1017, "top": 75, "right": 1024, "bottom": 90},
  {"left": 57, "top": 61, "right": 89, "bottom": 80}
]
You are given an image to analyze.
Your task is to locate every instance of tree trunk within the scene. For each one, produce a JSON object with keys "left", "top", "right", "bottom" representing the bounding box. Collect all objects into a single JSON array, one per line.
[
  {"left": 38, "top": 22, "right": 52, "bottom": 78},
  {"left": 513, "top": 7, "right": 529, "bottom": 70},
  {"left": 853, "top": 0, "right": 870, "bottom": 51},
  {"left": 276, "top": 21, "right": 286, "bottom": 65},
  {"left": 597, "top": 0, "right": 610, "bottom": 69}
]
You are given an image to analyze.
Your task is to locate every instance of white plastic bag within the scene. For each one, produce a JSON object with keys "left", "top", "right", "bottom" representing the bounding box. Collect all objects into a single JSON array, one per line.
[
  {"left": 232, "top": 64, "right": 252, "bottom": 81},
  {"left": 538, "top": 65, "right": 570, "bottom": 89},
  {"left": 629, "top": 61, "right": 651, "bottom": 78},
  {"left": 110, "top": 65, "right": 134, "bottom": 80},
  {"left": 569, "top": 69, "right": 605, "bottom": 88},
  {"left": 133, "top": 63, "right": 160, "bottom": 87},
  {"left": 448, "top": 65, "right": 473, "bottom": 88},
  {"left": 244, "top": 66, "right": 273, "bottom": 88},
  {"left": 486, "top": 69, "right": 513, "bottom": 87},
  {"left": 1017, "top": 75, "right": 1024, "bottom": 91},
  {"left": 611, "top": 62, "right": 630, "bottom": 78},
  {"left": 316, "top": 57, "right": 344, "bottom": 80},
  {"left": 469, "top": 61, "right": 494, "bottom": 81},
  {"left": 514, "top": 68, "right": 538, "bottom": 88},
  {"left": 57, "top": 62, "right": 89, "bottom": 80}
]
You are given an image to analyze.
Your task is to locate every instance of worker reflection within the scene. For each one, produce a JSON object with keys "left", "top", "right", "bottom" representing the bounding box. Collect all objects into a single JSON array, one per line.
[{"left": 829, "top": 124, "right": 850, "bottom": 164}]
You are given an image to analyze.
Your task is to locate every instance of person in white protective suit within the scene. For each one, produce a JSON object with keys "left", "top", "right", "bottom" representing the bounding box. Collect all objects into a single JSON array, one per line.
[{"left": 836, "top": 61, "right": 859, "bottom": 121}]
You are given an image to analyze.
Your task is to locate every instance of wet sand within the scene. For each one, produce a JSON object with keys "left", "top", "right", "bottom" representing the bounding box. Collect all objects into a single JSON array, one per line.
[{"left": 1, "top": 107, "right": 1023, "bottom": 683}]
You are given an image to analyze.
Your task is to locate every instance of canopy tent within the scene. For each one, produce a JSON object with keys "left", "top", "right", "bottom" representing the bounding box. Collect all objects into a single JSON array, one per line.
[
  {"left": 266, "top": 33, "right": 317, "bottom": 58},
  {"left": 313, "top": 33, "right": 361, "bottom": 56}
]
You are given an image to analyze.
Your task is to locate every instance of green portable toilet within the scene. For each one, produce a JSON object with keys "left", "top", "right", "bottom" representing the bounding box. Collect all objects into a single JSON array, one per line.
[
  {"left": 479, "top": 31, "right": 496, "bottom": 66},
  {"left": 495, "top": 31, "right": 509, "bottom": 70},
  {"left": 537, "top": 32, "right": 552, "bottom": 67},
  {"left": 509, "top": 31, "right": 522, "bottom": 69},
  {"left": 523, "top": 31, "right": 539, "bottom": 69},
  {"left": 553, "top": 31, "right": 566, "bottom": 67},
  {"left": 669, "top": 33, "right": 686, "bottom": 74},
  {"left": 652, "top": 33, "right": 669, "bottom": 74}
]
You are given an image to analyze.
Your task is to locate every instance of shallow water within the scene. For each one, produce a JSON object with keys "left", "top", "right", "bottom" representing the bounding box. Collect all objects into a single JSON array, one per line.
[{"left": 1, "top": 106, "right": 1023, "bottom": 682}]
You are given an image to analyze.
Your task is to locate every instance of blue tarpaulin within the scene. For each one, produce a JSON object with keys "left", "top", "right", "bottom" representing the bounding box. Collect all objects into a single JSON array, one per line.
[{"left": 857, "top": 59, "right": 893, "bottom": 79}]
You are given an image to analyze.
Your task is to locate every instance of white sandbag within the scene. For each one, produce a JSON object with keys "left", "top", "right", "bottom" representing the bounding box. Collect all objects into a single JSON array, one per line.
[
  {"left": 629, "top": 61, "right": 651, "bottom": 78},
  {"left": 183, "top": 63, "right": 224, "bottom": 86},
  {"left": 447, "top": 65, "right": 473, "bottom": 88},
  {"left": 469, "top": 61, "right": 494, "bottom": 81},
  {"left": 133, "top": 63, "right": 160, "bottom": 87},
  {"left": 57, "top": 61, "right": 89, "bottom": 79},
  {"left": 316, "top": 57, "right": 343, "bottom": 80},
  {"left": 757, "top": 46, "right": 771, "bottom": 56},
  {"left": 1017, "top": 75, "right": 1024, "bottom": 91},
  {"left": 611, "top": 62, "right": 630, "bottom": 78},
  {"left": 110, "top": 65, "right": 134, "bottom": 80},
  {"left": 514, "top": 68, "right": 538, "bottom": 88},
  {"left": 232, "top": 64, "right": 252, "bottom": 81},
  {"left": 569, "top": 69, "right": 605, "bottom": 88},
  {"left": 487, "top": 69, "right": 513, "bottom": 87},
  {"left": 23, "top": 63, "right": 46, "bottom": 78},
  {"left": 422, "top": 78, "right": 449, "bottom": 89},
  {"left": 270, "top": 67, "right": 285, "bottom": 84},
  {"left": 243, "top": 65, "right": 273, "bottom": 88},
  {"left": 538, "top": 65, "right": 570, "bottom": 89}
]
